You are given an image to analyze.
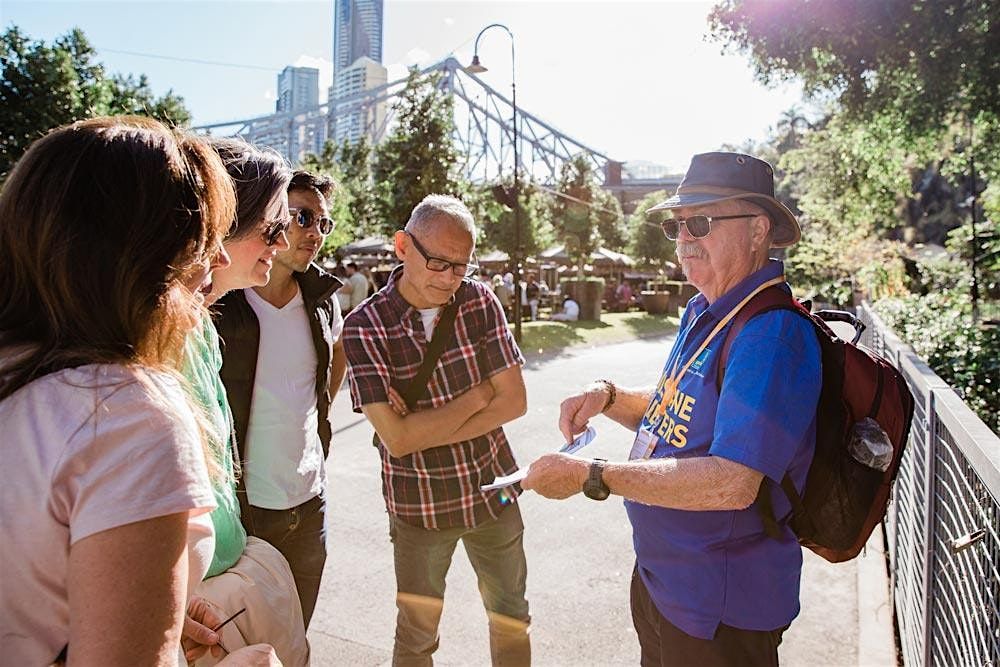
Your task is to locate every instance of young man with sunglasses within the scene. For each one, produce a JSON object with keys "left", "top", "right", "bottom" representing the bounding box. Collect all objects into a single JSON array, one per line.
[
  {"left": 343, "top": 194, "right": 531, "bottom": 667},
  {"left": 523, "top": 152, "right": 822, "bottom": 667},
  {"left": 213, "top": 170, "right": 345, "bottom": 630}
]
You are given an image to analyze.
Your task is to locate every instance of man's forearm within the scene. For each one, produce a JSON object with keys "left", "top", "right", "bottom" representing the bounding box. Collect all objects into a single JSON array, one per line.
[
  {"left": 602, "top": 456, "right": 762, "bottom": 511},
  {"left": 603, "top": 385, "right": 655, "bottom": 432},
  {"left": 328, "top": 343, "right": 347, "bottom": 400},
  {"left": 443, "top": 392, "right": 526, "bottom": 445},
  {"left": 371, "top": 387, "right": 488, "bottom": 457}
]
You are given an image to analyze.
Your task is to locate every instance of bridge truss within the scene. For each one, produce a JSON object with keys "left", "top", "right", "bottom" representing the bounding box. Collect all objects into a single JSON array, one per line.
[{"left": 192, "top": 57, "right": 616, "bottom": 187}]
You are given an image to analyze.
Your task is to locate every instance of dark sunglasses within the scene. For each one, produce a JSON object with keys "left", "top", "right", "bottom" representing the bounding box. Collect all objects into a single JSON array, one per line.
[
  {"left": 261, "top": 217, "right": 290, "bottom": 246},
  {"left": 289, "top": 207, "right": 334, "bottom": 235},
  {"left": 656, "top": 213, "right": 757, "bottom": 241},
  {"left": 405, "top": 231, "right": 479, "bottom": 277}
]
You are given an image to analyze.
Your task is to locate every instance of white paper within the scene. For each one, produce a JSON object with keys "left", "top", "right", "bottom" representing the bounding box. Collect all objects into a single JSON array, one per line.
[{"left": 480, "top": 427, "right": 597, "bottom": 491}]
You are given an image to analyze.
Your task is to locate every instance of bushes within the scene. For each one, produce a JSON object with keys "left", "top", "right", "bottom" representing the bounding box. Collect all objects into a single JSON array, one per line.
[{"left": 873, "top": 291, "right": 999, "bottom": 434}]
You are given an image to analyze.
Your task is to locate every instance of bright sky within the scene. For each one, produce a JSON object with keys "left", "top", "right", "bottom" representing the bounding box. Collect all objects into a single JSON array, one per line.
[{"left": 2, "top": 0, "right": 803, "bottom": 172}]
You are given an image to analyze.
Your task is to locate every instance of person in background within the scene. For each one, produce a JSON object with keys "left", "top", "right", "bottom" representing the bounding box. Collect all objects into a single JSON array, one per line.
[
  {"left": 525, "top": 275, "right": 540, "bottom": 321},
  {"left": 185, "top": 138, "right": 309, "bottom": 665},
  {"left": 0, "top": 116, "right": 277, "bottom": 666},
  {"left": 214, "top": 170, "right": 345, "bottom": 631},
  {"left": 346, "top": 261, "right": 370, "bottom": 310},
  {"left": 549, "top": 295, "right": 580, "bottom": 322}
]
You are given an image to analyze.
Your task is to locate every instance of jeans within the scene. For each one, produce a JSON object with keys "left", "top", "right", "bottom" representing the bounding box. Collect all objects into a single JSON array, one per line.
[
  {"left": 246, "top": 494, "right": 327, "bottom": 630},
  {"left": 389, "top": 504, "right": 531, "bottom": 667},
  {"left": 630, "top": 563, "right": 787, "bottom": 667}
]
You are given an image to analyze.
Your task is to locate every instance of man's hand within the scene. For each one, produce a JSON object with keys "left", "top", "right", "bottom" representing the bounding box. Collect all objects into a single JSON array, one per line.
[
  {"left": 521, "top": 453, "right": 589, "bottom": 499},
  {"left": 182, "top": 596, "right": 223, "bottom": 662},
  {"left": 558, "top": 383, "right": 610, "bottom": 443}
]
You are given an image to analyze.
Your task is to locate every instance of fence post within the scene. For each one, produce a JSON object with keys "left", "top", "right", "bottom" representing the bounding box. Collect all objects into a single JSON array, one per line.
[{"left": 919, "top": 388, "right": 937, "bottom": 667}]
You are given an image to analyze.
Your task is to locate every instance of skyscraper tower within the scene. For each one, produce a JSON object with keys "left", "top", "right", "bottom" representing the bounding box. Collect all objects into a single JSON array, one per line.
[
  {"left": 276, "top": 66, "right": 320, "bottom": 113},
  {"left": 333, "top": 0, "right": 384, "bottom": 74}
]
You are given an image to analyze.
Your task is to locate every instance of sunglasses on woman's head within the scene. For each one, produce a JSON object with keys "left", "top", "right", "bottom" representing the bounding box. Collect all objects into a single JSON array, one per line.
[
  {"left": 289, "top": 207, "right": 334, "bottom": 235},
  {"left": 261, "top": 217, "right": 290, "bottom": 246}
]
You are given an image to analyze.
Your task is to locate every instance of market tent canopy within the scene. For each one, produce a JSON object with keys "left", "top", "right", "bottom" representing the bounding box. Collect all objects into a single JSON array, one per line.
[{"left": 539, "top": 245, "right": 636, "bottom": 266}]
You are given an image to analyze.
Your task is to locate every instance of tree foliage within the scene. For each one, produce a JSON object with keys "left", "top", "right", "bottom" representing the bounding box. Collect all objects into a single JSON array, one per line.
[
  {"left": 1, "top": 26, "right": 191, "bottom": 177},
  {"left": 372, "top": 67, "right": 459, "bottom": 237},
  {"left": 300, "top": 136, "right": 379, "bottom": 254},
  {"left": 628, "top": 190, "right": 677, "bottom": 268},
  {"left": 470, "top": 179, "right": 552, "bottom": 259},
  {"left": 709, "top": 0, "right": 1000, "bottom": 135},
  {"left": 548, "top": 154, "right": 623, "bottom": 266}
]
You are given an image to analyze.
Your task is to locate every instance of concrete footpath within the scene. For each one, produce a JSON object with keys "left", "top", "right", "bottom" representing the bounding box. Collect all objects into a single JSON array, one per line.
[{"left": 308, "top": 336, "right": 896, "bottom": 666}]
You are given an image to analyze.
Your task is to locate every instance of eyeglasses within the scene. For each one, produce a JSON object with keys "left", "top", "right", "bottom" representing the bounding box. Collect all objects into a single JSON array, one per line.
[
  {"left": 289, "top": 207, "right": 334, "bottom": 235},
  {"left": 655, "top": 213, "right": 758, "bottom": 241},
  {"left": 405, "top": 232, "right": 479, "bottom": 277},
  {"left": 261, "top": 217, "right": 290, "bottom": 246}
]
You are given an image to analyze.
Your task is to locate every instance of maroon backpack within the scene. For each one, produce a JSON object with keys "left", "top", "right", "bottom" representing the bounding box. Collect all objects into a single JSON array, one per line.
[{"left": 719, "top": 286, "right": 915, "bottom": 563}]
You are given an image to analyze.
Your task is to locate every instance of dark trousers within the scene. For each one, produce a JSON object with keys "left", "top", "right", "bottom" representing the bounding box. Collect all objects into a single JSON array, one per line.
[
  {"left": 630, "top": 564, "right": 787, "bottom": 667},
  {"left": 389, "top": 504, "right": 531, "bottom": 667},
  {"left": 246, "top": 494, "right": 327, "bottom": 630}
]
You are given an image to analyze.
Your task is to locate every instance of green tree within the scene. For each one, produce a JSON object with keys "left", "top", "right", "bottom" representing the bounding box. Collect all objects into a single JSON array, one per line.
[
  {"left": 709, "top": 0, "right": 1000, "bottom": 136},
  {"left": 549, "top": 154, "right": 620, "bottom": 268},
  {"left": 300, "top": 136, "right": 379, "bottom": 252},
  {"left": 1, "top": 26, "right": 191, "bottom": 177},
  {"left": 472, "top": 179, "right": 552, "bottom": 258},
  {"left": 372, "top": 67, "right": 459, "bottom": 237},
  {"left": 628, "top": 190, "right": 677, "bottom": 268}
]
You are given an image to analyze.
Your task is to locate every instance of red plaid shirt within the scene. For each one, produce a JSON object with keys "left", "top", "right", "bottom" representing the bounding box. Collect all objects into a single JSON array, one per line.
[{"left": 343, "top": 267, "right": 524, "bottom": 529}]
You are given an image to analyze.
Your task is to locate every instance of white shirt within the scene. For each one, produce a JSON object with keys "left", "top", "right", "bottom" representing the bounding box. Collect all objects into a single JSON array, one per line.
[
  {"left": 243, "top": 285, "right": 342, "bottom": 509},
  {"left": 418, "top": 306, "right": 441, "bottom": 340},
  {"left": 0, "top": 364, "right": 215, "bottom": 666}
]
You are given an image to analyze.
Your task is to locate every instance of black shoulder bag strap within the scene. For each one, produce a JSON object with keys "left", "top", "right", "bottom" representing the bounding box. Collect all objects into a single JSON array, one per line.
[{"left": 399, "top": 294, "right": 462, "bottom": 411}]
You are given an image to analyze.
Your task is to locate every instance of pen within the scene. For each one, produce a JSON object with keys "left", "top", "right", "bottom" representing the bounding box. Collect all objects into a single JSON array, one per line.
[{"left": 209, "top": 607, "right": 246, "bottom": 656}]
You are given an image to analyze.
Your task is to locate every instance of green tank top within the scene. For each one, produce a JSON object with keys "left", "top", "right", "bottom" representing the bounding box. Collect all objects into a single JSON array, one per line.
[{"left": 182, "top": 315, "right": 247, "bottom": 577}]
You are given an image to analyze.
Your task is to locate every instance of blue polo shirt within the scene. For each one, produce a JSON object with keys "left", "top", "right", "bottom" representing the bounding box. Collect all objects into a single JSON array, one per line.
[{"left": 625, "top": 259, "right": 821, "bottom": 640}]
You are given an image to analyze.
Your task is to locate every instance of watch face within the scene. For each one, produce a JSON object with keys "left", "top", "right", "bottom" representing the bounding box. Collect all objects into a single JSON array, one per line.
[{"left": 583, "top": 483, "right": 611, "bottom": 501}]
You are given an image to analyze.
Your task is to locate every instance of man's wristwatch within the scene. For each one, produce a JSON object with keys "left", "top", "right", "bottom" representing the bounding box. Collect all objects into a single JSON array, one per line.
[{"left": 582, "top": 458, "right": 610, "bottom": 501}]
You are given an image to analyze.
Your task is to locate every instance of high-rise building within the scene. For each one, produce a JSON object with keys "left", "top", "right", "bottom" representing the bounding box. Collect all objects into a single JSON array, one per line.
[
  {"left": 330, "top": 56, "right": 388, "bottom": 146},
  {"left": 276, "top": 66, "right": 320, "bottom": 113},
  {"left": 333, "top": 0, "right": 384, "bottom": 74}
]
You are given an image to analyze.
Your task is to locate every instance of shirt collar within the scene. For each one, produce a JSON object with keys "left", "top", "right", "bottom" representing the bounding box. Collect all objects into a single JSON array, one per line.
[{"left": 383, "top": 264, "right": 464, "bottom": 319}]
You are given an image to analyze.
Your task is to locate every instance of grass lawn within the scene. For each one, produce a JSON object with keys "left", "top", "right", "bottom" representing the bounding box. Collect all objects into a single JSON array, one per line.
[{"left": 520, "top": 311, "right": 680, "bottom": 358}]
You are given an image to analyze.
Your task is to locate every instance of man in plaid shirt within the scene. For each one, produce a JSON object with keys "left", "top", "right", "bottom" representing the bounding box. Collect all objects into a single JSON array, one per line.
[{"left": 343, "top": 194, "right": 531, "bottom": 667}]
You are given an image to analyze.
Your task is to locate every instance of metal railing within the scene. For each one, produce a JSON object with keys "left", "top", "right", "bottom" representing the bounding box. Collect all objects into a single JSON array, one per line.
[{"left": 858, "top": 302, "right": 1000, "bottom": 667}]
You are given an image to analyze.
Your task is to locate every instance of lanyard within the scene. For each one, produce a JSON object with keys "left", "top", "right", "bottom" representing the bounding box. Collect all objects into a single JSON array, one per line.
[{"left": 653, "top": 275, "right": 787, "bottom": 421}]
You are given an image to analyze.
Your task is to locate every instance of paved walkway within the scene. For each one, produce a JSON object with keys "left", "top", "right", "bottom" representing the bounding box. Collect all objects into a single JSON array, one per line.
[{"left": 308, "top": 336, "right": 895, "bottom": 666}]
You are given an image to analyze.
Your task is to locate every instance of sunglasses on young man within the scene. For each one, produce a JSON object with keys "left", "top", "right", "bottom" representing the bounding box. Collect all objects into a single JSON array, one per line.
[
  {"left": 289, "top": 207, "right": 334, "bottom": 235},
  {"left": 405, "top": 231, "right": 479, "bottom": 277},
  {"left": 655, "top": 213, "right": 757, "bottom": 241}
]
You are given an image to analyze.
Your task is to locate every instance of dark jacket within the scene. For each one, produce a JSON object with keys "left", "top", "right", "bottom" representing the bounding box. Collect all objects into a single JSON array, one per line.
[{"left": 213, "top": 263, "right": 342, "bottom": 523}]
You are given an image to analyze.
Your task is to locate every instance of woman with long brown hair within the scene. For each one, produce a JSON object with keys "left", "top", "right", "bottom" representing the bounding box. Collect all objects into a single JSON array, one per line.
[{"left": 0, "top": 117, "right": 277, "bottom": 666}]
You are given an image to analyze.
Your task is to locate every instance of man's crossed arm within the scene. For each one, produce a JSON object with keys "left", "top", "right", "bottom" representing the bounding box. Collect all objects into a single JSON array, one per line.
[{"left": 361, "top": 365, "right": 527, "bottom": 458}]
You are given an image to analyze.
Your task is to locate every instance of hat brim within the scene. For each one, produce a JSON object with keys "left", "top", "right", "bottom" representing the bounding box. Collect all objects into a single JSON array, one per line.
[{"left": 646, "top": 192, "right": 800, "bottom": 248}]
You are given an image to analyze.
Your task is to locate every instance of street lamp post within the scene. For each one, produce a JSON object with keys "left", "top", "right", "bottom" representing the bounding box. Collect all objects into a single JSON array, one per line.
[{"left": 466, "top": 24, "right": 522, "bottom": 343}]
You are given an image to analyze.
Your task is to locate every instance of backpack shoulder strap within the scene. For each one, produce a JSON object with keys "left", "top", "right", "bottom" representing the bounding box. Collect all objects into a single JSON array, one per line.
[{"left": 714, "top": 285, "right": 812, "bottom": 539}]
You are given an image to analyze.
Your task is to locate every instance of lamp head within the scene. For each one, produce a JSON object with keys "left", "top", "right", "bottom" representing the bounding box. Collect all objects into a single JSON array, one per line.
[{"left": 465, "top": 55, "right": 488, "bottom": 74}]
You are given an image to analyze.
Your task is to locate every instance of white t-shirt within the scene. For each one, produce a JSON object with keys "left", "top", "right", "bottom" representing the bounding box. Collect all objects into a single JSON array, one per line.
[
  {"left": 0, "top": 363, "right": 216, "bottom": 666},
  {"left": 418, "top": 306, "right": 442, "bottom": 340},
  {"left": 244, "top": 285, "right": 343, "bottom": 509}
]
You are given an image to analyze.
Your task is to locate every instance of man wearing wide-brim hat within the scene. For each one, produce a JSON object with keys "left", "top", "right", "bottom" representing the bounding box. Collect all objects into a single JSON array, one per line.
[{"left": 524, "top": 152, "right": 822, "bottom": 665}]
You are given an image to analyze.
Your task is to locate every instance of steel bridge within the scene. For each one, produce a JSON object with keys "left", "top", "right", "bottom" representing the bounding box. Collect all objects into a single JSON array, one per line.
[{"left": 192, "top": 57, "right": 677, "bottom": 211}]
